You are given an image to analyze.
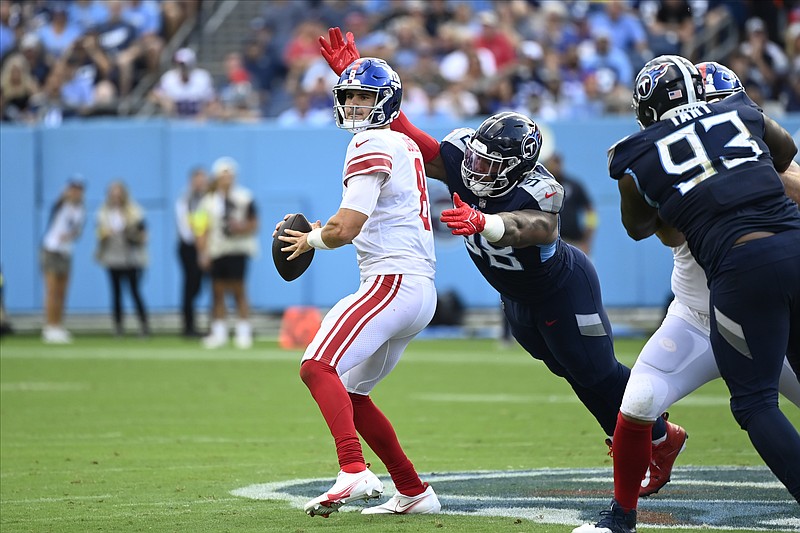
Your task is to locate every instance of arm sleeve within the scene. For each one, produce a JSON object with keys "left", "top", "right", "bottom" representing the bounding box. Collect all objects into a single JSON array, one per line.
[
  {"left": 340, "top": 173, "right": 384, "bottom": 217},
  {"left": 390, "top": 111, "right": 441, "bottom": 163}
]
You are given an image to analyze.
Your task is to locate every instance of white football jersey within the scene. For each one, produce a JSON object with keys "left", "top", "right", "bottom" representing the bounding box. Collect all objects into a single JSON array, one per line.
[
  {"left": 670, "top": 242, "right": 709, "bottom": 314},
  {"left": 156, "top": 68, "right": 215, "bottom": 116},
  {"left": 341, "top": 129, "right": 436, "bottom": 280}
]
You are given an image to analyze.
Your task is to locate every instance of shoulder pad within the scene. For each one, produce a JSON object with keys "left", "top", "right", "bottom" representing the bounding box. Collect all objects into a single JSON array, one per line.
[
  {"left": 519, "top": 168, "right": 564, "bottom": 214},
  {"left": 441, "top": 128, "right": 475, "bottom": 153}
]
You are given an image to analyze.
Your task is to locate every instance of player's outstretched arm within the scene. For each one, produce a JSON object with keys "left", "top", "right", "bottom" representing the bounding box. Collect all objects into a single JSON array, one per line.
[
  {"left": 618, "top": 173, "right": 659, "bottom": 240},
  {"left": 389, "top": 111, "right": 445, "bottom": 179},
  {"left": 440, "top": 193, "right": 557, "bottom": 248}
]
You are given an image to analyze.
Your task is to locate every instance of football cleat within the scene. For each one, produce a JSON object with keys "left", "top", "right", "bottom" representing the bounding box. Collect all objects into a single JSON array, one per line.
[
  {"left": 573, "top": 499, "right": 637, "bottom": 533},
  {"left": 304, "top": 468, "right": 384, "bottom": 517},
  {"left": 640, "top": 413, "right": 688, "bottom": 497},
  {"left": 361, "top": 482, "right": 441, "bottom": 515}
]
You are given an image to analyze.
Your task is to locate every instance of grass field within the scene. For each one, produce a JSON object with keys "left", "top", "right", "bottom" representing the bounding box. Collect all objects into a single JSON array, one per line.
[{"left": 1, "top": 335, "right": 797, "bottom": 533}]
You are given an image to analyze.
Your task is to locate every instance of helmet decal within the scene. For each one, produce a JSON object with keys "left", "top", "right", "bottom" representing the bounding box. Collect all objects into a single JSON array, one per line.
[{"left": 636, "top": 63, "right": 669, "bottom": 100}]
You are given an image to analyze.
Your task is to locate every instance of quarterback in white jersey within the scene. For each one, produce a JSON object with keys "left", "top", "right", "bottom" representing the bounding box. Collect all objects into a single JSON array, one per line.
[{"left": 276, "top": 57, "right": 440, "bottom": 518}]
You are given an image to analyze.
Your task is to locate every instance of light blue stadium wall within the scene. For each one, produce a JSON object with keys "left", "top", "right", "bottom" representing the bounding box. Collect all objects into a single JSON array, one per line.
[{"left": 2, "top": 116, "right": 799, "bottom": 314}]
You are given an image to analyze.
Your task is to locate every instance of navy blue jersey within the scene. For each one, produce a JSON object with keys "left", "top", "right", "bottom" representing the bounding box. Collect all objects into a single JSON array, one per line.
[
  {"left": 608, "top": 92, "right": 800, "bottom": 277},
  {"left": 439, "top": 128, "right": 575, "bottom": 303}
]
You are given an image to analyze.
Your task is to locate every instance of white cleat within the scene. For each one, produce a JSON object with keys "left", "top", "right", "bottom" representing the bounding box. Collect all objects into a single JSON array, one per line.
[
  {"left": 234, "top": 334, "right": 253, "bottom": 349},
  {"left": 42, "top": 326, "right": 72, "bottom": 344},
  {"left": 304, "top": 468, "right": 384, "bottom": 517},
  {"left": 362, "top": 483, "right": 441, "bottom": 515},
  {"left": 202, "top": 334, "right": 228, "bottom": 349}
]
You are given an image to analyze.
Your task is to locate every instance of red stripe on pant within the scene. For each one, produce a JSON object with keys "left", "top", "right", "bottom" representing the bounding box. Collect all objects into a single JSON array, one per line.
[
  {"left": 312, "top": 275, "right": 400, "bottom": 366},
  {"left": 330, "top": 275, "right": 402, "bottom": 367}
]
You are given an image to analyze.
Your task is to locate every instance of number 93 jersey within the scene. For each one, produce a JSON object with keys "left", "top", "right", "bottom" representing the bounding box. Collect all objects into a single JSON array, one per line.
[
  {"left": 607, "top": 91, "right": 800, "bottom": 277},
  {"left": 440, "top": 128, "right": 573, "bottom": 303}
]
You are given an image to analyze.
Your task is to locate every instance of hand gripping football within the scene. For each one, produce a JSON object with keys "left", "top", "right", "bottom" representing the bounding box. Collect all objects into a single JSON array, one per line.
[{"left": 272, "top": 213, "right": 315, "bottom": 282}]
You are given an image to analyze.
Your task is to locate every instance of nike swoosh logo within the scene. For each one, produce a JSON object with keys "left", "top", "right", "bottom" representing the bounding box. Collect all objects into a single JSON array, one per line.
[
  {"left": 395, "top": 497, "right": 426, "bottom": 513},
  {"left": 355, "top": 139, "right": 369, "bottom": 148},
  {"left": 641, "top": 467, "right": 651, "bottom": 488},
  {"left": 545, "top": 320, "right": 557, "bottom": 326},
  {"left": 544, "top": 191, "right": 556, "bottom": 199}
]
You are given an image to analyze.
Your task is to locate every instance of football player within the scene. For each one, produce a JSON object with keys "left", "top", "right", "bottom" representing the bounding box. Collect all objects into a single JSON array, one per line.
[
  {"left": 318, "top": 27, "right": 687, "bottom": 497},
  {"left": 587, "top": 55, "right": 799, "bottom": 532},
  {"left": 574, "top": 60, "right": 800, "bottom": 533},
  {"left": 275, "top": 57, "right": 441, "bottom": 517}
]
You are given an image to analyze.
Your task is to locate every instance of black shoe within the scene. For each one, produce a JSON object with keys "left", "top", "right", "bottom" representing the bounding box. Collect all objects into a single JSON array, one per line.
[{"left": 572, "top": 500, "right": 636, "bottom": 533}]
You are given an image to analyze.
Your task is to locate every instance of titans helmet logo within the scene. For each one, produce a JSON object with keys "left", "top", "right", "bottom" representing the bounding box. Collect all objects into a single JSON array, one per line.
[
  {"left": 636, "top": 63, "right": 669, "bottom": 100},
  {"left": 521, "top": 129, "right": 541, "bottom": 160}
]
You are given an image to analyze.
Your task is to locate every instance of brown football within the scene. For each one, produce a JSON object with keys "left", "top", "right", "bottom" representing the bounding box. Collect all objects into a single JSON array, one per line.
[{"left": 272, "top": 213, "right": 315, "bottom": 282}]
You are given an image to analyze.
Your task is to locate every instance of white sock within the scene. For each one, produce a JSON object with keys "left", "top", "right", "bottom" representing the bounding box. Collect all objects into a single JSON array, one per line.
[
  {"left": 235, "top": 320, "right": 251, "bottom": 338},
  {"left": 211, "top": 320, "right": 228, "bottom": 339}
]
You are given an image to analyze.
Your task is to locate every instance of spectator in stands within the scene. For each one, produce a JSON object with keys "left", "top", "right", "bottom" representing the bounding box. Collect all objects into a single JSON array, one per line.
[
  {"left": 19, "top": 33, "right": 51, "bottom": 86},
  {"left": 738, "top": 16, "right": 789, "bottom": 100},
  {"left": 67, "top": 0, "right": 109, "bottom": 34},
  {"left": 52, "top": 33, "right": 116, "bottom": 117},
  {"left": 94, "top": 180, "right": 150, "bottom": 338},
  {"left": 277, "top": 89, "right": 331, "bottom": 126},
  {"left": 544, "top": 153, "right": 597, "bottom": 256},
  {"left": 283, "top": 20, "right": 327, "bottom": 96},
  {"left": 784, "top": 22, "right": 800, "bottom": 112},
  {"left": 40, "top": 177, "right": 86, "bottom": 344},
  {"left": 1, "top": 52, "right": 40, "bottom": 122},
  {"left": 149, "top": 47, "right": 215, "bottom": 119},
  {"left": 161, "top": 0, "right": 196, "bottom": 42},
  {"left": 0, "top": 0, "right": 16, "bottom": 61},
  {"left": 579, "top": 27, "right": 633, "bottom": 90},
  {"left": 175, "top": 166, "right": 208, "bottom": 338},
  {"left": 122, "top": 0, "right": 164, "bottom": 87},
  {"left": 91, "top": 0, "right": 139, "bottom": 97},
  {"left": 195, "top": 157, "right": 259, "bottom": 350},
  {"left": 474, "top": 10, "right": 516, "bottom": 70},
  {"left": 646, "top": 0, "right": 694, "bottom": 57},
  {"left": 586, "top": 1, "right": 649, "bottom": 66},
  {"left": 216, "top": 52, "right": 261, "bottom": 122},
  {"left": 36, "top": 2, "right": 83, "bottom": 64},
  {"left": 439, "top": 24, "right": 496, "bottom": 85}
]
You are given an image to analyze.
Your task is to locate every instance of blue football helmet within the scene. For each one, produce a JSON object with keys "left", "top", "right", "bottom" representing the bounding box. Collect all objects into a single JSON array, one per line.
[
  {"left": 694, "top": 61, "right": 744, "bottom": 103},
  {"left": 333, "top": 57, "right": 402, "bottom": 133},
  {"left": 632, "top": 55, "right": 705, "bottom": 129},
  {"left": 462, "top": 112, "right": 543, "bottom": 198}
]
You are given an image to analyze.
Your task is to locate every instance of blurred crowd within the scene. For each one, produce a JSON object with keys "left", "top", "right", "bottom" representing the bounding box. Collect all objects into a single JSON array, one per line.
[
  {"left": 0, "top": 0, "right": 196, "bottom": 123},
  {"left": 2, "top": 0, "right": 799, "bottom": 125}
]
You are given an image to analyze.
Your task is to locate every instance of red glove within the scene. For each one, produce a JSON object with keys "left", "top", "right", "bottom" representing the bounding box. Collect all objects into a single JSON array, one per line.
[
  {"left": 440, "top": 193, "right": 486, "bottom": 236},
  {"left": 319, "top": 26, "right": 360, "bottom": 76}
]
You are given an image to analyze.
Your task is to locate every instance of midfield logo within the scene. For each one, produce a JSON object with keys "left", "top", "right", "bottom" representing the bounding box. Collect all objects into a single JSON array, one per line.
[{"left": 232, "top": 467, "right": 799, "bottom": 531}]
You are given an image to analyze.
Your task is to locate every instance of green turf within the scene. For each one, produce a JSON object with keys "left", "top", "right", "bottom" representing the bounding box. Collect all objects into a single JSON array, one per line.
[{"left": 1, "top": 335, "right": 796, "bottom": 532}]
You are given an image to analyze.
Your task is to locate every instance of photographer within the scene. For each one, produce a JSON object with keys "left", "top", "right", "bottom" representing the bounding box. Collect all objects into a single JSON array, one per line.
[
  {"left": 195, "top": 157, "right": 258, "bottom": 349},
  {"left": 94, "top": 180, "right": 149, "bottom": 337}
]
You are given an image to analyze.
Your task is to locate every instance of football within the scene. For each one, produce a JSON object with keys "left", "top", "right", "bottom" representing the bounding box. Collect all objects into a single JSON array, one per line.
[{"left": 272, "top": 213, "right": 315, "bottom": 282}]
